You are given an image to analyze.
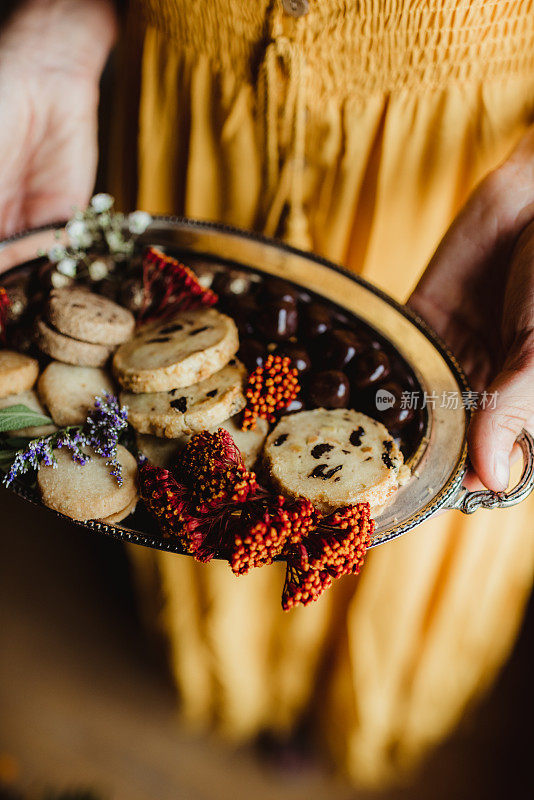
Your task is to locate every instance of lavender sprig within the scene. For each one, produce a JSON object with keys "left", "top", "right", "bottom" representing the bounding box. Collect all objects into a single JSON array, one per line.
[
  {"left": 5, "top": 436, "right": 55, "bottom": 485},
  {"left": 84, "top": 393, "right": 128, "bottom": 484},
  {"left": 3, "top": 427, "right": 86, "bottom": 486},
  {"left": 2, "top": 394, "right": 128, "bottom": 488},
  {"left": 56, "top": 427, "right": 90, "bottom": 465}
]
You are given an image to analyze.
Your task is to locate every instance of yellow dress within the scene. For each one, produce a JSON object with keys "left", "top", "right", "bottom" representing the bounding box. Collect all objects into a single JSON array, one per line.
[{"left": 109, "top": 0, "right": 534, "bottom": 786}]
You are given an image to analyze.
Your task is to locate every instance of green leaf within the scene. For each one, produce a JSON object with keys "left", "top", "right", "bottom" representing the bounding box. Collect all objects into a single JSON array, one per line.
[{"left": 0, "top": 404, "right": 52, "bottom": 433}]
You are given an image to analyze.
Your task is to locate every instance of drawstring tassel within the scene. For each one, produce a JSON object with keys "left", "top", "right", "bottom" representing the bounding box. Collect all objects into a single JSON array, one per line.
[{"left": 258, "top": 11, "right": 312, "bottom": 251}]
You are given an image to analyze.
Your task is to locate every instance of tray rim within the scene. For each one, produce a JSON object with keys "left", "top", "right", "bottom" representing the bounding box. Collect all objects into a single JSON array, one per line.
[{"left": 0, "top": 216, "right": 471, "bottom": 551}]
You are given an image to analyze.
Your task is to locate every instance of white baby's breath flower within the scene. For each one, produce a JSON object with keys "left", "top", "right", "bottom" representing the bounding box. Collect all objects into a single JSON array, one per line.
[
  {"left": 88, "top": 259, "right": 109, "bottom": 281},
  {"left": 127, "top": 210, "right": 152, "bottom": 235},
  {"left": 197, "top": 273, "right": 214, "bottom": 289},
  {"left": 56, "top": 257, "right": 77, "bottom": 277},
  {"left": 91, "top": 193, "right": 114, "bottom": 213},
  {"left": 66, "top": 219, "right": 92, "bottom": 248},
  {"left": 113, "top": 211, "right": 126, "bottom": 227},
  {"left": 105, "top": 229, "right": 128, "bottom": 253},
  {"left": 228, "top": 276, "right": 249, "bottom": 294},
  {"left": 97, "top": 211, "right": 112, "bottom": 229},
  {"left": 47, "top": 245, "right": 66, "bottom": 263},
  {"left": 50, "top": 271, "right": 73, "bottom": 289}
]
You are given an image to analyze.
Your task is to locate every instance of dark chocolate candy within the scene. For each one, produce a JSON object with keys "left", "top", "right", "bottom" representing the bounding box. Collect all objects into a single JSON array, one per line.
[
  {"left": 256, "top": 300, "right": 298, "bottom": 341},
  {"left": 300, "top": 302, "right": 332, "bottom": 338},
  {"left": 307, "top": 370, "right": 350, "bottom": 409},
  {"left": 314, "top": 329, "right": 370, "bottom": 369},
  {"left": 351, "top": 349, "right": 391, "bottom": 389}
]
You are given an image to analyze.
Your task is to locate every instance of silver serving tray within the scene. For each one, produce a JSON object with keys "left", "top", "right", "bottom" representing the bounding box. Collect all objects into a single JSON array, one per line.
[{"left": 1, "top": 219, "right": 533, "bottom": 552}]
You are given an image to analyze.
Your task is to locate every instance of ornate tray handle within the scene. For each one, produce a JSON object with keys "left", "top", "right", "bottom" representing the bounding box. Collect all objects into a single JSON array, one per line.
[{"left": 445, "top": 430, "right": 534, "bottom": 514}]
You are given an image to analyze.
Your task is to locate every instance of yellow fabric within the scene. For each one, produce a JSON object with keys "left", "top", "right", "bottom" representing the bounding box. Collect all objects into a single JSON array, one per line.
[{"left": 112, "top": 0, "right": 534, "bottom": 786}]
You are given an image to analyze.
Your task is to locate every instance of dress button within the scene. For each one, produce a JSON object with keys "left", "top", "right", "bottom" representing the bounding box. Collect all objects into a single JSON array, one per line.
[{"left": 282, "top": 0, "right": 309, "bottom": 17}]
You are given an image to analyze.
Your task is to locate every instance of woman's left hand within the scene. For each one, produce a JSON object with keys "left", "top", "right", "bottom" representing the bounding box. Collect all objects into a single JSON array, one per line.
[{"left": 408, "top": 128, "right": 534, "bottom": 492}]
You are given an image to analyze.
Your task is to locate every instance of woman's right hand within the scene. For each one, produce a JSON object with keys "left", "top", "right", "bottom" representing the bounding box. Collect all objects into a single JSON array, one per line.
[{"left": 0, "top": 0, "right": 117, "bottom": 239}]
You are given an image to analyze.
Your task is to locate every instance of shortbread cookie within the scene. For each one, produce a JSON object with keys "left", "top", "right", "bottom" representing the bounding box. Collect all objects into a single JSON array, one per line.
[
  {"left": 136, "top": 433, "right": 184, "bottom": 467},
  {"left": 35, "top": 317, "right": 113, "bottom": 367},
  {"left": 98, "top": 495, "right": 137, "bottom": 525},
  {"left": 0, "top": 390, "right": 56, "bottom": 437},
  {"left": 122, "top": 360, "right": 246, "bottom": 437},
  {"left": 47, "top": 287, "right": 135, "bottom": 345},
  {"left": 113, "top": 308, "right": 239, "bottom": 393},
  {"left": 135, "top": 414, "right": 269, "bottom": 470},
  {"left": 38, "top": 362, "right": 115, "bottom": 426},
  {"left": 0, "top": 350, "right": 39, "bottom": 398},
  {"left": 38, "top": 444, "right": 137, "bottom": 522},
  {"left": 264, "top": 408, "right": 407, "bottom": 513}
]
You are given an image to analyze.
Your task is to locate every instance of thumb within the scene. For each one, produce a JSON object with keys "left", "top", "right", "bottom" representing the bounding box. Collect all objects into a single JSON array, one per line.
[{"left": 468, "top": 350, "right": 534, "bottom": 491}]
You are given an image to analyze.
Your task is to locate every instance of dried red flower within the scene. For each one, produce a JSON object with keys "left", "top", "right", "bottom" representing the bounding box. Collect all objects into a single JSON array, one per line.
[
  {"left": 230, "top": 496, "right": 286, "bottom": 575},
  {"left": 285, "top": 497, "right": 317, "bottom": 543},
  {"left": 180, "top": 428, "right": 258, "bottom": 508},
  {"left": 138, "top": 460, "right": 203, "bottom": 552},
  {"left": 139, "top": 429, "right": 374, "bottom": 610},
  {"left": 228, "top": 495, "right": 316, "bottom": 576},
  {"left": 304, "top": 504, "right": 373, "bottom": 579},
  {"left": 281, "top": 503, "right": 374, "bottom": 610},
  {"left": 282, "top": 562, "right": 333, "bottom": 610},
  {"left": 241, "top": 354, "right": 300, "bottom": 430},
  {"left": 0, "top": 287, "right": 11, "bottom": 343},
  {"left": 139, "top": 246, "right": 218, "bottom": 323},
  {"left": 140, "top": 430, "right": 261, "bottom": 563}
]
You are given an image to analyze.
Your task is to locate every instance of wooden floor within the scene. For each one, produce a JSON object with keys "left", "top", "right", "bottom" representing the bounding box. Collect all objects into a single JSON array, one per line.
[{"left": 0, "top": 488, "right": 532, "bottom": 800}]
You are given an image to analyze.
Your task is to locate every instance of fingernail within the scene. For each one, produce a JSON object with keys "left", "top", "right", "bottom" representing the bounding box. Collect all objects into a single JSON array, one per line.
[{"left": 494, "top": 452, "right": 510, "bottom": 491}]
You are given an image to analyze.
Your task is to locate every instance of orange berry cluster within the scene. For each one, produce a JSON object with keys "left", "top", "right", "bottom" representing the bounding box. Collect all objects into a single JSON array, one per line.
[
  {"left": 241, "top": 354, "right": 300, "bottom": 430},
  {"left": 139, "top": 246, "right": 218, "bottom": 323}
]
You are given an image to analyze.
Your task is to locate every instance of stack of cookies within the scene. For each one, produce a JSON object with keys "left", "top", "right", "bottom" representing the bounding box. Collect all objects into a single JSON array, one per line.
[
  {"left": 113, "top": 306, "right": 269, "bottom": 469},
  {"left": 36, "top": 287, "right": 135, "bottom": 367},
  {"left": 31, "top": 288, "right": 131, "bottom": 428},
  {"left": 0, "top": 350, "right": 55, "bottom": 436}
]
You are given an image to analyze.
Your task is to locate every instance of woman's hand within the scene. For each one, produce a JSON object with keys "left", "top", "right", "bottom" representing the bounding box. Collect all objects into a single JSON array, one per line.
[
  {"left": 408, "top": 129, "right": 534, "bottom": 492},
  {"left": 0, "top": 0, "right": 117, "bottom": 238}
]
